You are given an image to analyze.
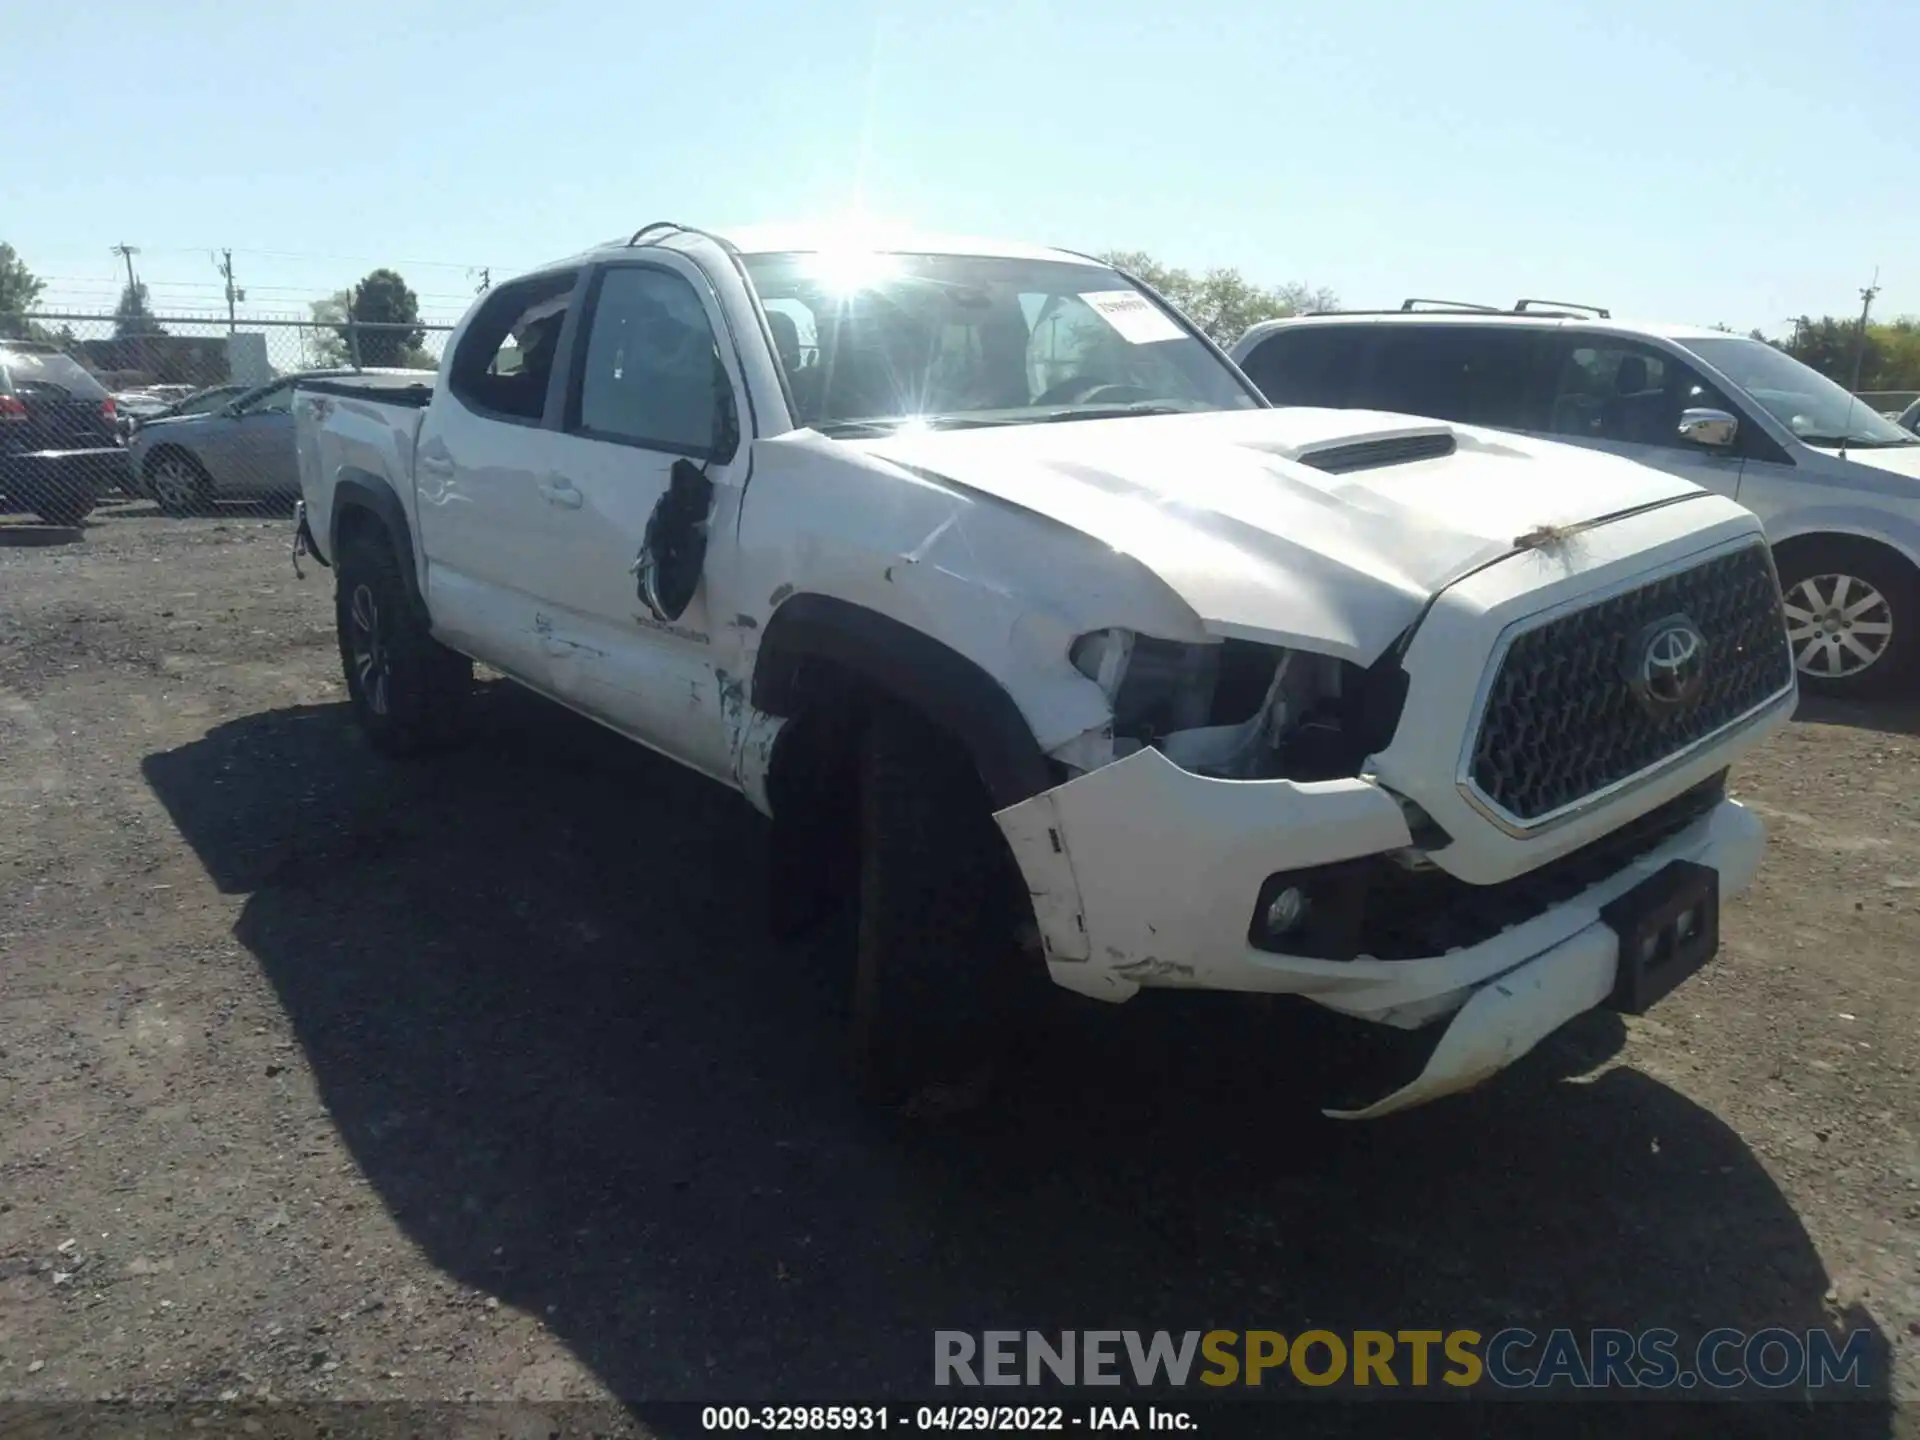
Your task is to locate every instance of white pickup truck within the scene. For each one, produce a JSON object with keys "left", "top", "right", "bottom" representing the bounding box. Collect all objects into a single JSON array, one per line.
[{"left": 292, "top": 222, "right": 1796, "bottom": 1118}]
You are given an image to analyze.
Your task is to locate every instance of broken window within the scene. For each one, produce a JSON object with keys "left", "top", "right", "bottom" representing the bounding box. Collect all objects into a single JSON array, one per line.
[{"left": 447, "top": 271, "right": 578, "bottom": 424}]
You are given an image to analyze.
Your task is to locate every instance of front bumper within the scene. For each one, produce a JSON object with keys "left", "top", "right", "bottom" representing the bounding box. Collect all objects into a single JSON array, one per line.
[{"left": 994, "top": 747, "right": 1767, "bottom": 1118}]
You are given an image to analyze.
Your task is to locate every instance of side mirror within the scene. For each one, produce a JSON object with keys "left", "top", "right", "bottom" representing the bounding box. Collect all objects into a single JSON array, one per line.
[
  {"left": 635, "top": 458, "right": 715, "bottom": 623},
  {"left": 1678, "top": 407, "right": 1738, "bottom": 449}
]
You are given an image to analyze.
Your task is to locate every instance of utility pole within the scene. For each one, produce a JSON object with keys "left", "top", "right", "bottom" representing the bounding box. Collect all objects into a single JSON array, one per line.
[
  {"left": 213, "top": 249, "right": 245, "bottom": 332},
  {"left": 110, "top": 243, "right": 141, "bottom": 296},
  {"left": 473, "top": 266, "right": 491, "bottom": 295},
  {"left": 1847, "top": 268, "right": 1881, "bottom": 397},
  {"left": 1835, "top": 270, "right": 1882, "bottom": 458}
]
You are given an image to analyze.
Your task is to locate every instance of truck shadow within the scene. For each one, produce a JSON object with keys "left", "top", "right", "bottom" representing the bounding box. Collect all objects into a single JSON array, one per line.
[{"left": 140, "top": 686, "right": 1894, "bottom": 1435}]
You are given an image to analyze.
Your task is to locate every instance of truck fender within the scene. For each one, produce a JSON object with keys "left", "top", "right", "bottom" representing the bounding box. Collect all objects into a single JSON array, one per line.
[
  {"left": 329, "top": 472, "right": 427, "bottom": 622},
  {"left": 750, "top": 593, "right": 1053, "bottom": 810}
]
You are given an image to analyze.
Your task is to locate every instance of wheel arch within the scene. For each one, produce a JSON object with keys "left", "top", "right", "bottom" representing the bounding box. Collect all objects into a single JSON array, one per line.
[
  {"left": 329, "top": 472, "right": 426, "bottom": 621},
  {"left": 752, "top": 593, "right": 1054, "bottom": 814},
  {"left": 1769, "top": 518, "right": 1920, "bottom": 579},
  {"left": 139, "top": 442, "right": 208, "bottom": 479}
]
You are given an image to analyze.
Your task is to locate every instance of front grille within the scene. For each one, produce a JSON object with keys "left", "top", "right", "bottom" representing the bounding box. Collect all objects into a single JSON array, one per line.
[{"left": 1466, "top": 542, "right": 1791, "bottom": 826}]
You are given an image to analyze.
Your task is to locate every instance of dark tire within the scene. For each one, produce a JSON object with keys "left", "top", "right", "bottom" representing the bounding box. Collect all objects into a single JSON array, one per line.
[
  {"left": 1775, "top": 537, "right": 1920, "bottom": 700},
  {"left": 850, "top": 704, "right": 1032, "bottom": 1111},
  {"left": 334, "top": 529, "right": 472, "bottom": 755},
  {"left": 146, "top": 451, "right": 211, "bottom": 516}
]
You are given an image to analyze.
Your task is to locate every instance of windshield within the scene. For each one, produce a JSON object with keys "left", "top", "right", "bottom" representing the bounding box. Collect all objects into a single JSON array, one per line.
[
  {"left": 0, "top": 346, "right": 110, "bottom": 401},
  {"left": 740, "top": 251, "right": 1260, "bottom": 435},
  {"left": 1682, "top": 336, "right": 1917, "bottom": 448}
]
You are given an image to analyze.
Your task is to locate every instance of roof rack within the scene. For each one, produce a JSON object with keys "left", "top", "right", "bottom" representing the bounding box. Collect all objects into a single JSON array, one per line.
[
  {"left": 1299, "top": 298, "right": 1614, "bottom": 321},
  {"left": 625, "top": 220, "right": 742, "bottom": 255},
  {"left": 1301, "top": 299, "right": 1505, "bottom": 317},
  {"left": 1515, "top": 298, "right": 1610, "bottom": 318}
]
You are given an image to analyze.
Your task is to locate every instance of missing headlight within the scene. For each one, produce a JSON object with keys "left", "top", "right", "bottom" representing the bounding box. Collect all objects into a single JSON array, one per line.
[{"left": 1070, "top": 631, "right": 1284, "bottom": 740}]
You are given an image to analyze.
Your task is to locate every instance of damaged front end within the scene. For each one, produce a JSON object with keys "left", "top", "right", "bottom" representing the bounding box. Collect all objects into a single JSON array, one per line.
[
  {"left": 1003, "top": 624, "right": 1447, "bottom": 1007},
  {"left": 992, "top": 608, "right": 1770, "bottom": 1121},
  {"left": 1050, "top": 627, "right": 1414, "bottom": 787}
]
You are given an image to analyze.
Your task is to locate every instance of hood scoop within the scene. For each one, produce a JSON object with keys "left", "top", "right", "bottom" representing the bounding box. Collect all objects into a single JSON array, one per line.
[{"left": 1293, "top": 431, "right": 1458, "bottom": 474}]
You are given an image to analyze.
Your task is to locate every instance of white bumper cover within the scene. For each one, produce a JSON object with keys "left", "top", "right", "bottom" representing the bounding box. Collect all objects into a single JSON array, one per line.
[{"left": 996, "top": 757, "right": 1766, "bottom": 1118}]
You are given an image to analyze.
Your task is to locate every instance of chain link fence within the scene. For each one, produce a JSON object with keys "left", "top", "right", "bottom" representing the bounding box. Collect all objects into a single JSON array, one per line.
[{"left": 2, "top": 312, "right": 453, "bottom": 525}]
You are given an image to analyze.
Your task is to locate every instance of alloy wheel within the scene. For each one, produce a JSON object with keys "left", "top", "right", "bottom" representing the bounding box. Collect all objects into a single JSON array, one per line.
[
  {"left": 1782, "top": 572, "right": 1894, "bottom": 679},
  {"left": 150, "top": 459, "right": 201, "bottom": 511},
  {"left": 348, "top": 583, "right": 392, "bottom": 715}
]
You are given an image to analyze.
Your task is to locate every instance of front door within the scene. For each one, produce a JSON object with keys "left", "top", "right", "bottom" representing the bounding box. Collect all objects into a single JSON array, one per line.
[
  {"left": 1534, "top": 334, "right": 1747, "bottom": 501},
  {"left": 531, "top": 257, "right": 751, "bottom": 784}
]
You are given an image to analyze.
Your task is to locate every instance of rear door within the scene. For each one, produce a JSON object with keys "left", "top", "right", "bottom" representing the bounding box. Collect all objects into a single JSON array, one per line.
[
  {"left": 1533, "top": 332, "right": 1746, "bottom": 500},
  {"left": 413, "top": 269, "right": 583, "bottom": 685},
  {"left": 1347, "top": 323, "right": 1561, "bottom": 431}
]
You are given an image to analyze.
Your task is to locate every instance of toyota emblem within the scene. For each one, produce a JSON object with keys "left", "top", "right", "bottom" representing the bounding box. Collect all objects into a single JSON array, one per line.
[{"left": 1628, "top": 614, "right": 1709, "bottom": 715}]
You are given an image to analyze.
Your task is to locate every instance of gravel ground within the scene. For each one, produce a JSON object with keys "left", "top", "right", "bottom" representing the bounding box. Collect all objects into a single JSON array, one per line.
[{"left": 1, "top": 503, "right": 1917, "bottom": 1435}]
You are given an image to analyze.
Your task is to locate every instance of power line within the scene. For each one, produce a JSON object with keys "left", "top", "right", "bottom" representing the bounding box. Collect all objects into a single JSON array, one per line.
[{"left": 129, "top": 244, "right": 499, "bottom": 271}]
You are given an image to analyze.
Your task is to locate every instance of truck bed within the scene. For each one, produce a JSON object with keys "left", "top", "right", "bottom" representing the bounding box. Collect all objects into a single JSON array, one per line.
[{"left": 294, "top": 374, "right": 435, "bottom": 568}]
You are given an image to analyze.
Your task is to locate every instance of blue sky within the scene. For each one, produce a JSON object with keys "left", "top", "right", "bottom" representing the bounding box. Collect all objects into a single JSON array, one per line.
[{"left": 11, "top": 0, "right": 1915, "bottom": 333}]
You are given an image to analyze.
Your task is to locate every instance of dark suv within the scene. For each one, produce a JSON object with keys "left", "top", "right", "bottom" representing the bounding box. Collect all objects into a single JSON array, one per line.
[{"left": 1, "top": 342, "right": 128, "bottom": 525}]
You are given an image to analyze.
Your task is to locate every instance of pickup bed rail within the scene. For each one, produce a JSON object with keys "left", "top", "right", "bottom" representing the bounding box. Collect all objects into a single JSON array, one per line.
[{"left": 296, "top": 374, "right": 435, "bottom": 407}]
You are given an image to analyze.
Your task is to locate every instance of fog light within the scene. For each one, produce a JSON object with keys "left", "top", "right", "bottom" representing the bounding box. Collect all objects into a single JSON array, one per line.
[{"left": 1264, "top": 885, "right": 1309, "bottom": 937}]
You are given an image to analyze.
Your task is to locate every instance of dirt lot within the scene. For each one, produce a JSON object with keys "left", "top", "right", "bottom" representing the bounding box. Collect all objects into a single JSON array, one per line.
[{"left": 2, "top": 503, "right": 1918, "bottom": 1433}]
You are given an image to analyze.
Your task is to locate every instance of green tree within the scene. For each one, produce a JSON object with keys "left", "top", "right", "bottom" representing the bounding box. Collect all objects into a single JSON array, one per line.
[
  {"left": 1102, "top": 250, "right": 1334, "bottom": 347},
  {"left": 113, "top": 281, "right": 168, "bottom": 338},
  {"left": 1777, "top": 314, "right": 1920, "bottom": 392},
  {"left": 0, "top": 242, "right": 46, "bottom": 339},
  {"left": 1871, "top": 318, "right": 1920, "bottom": 391},
  {"left": 338, "top": 268, "right": 424, "bottom": 367},
  {"left": 307, "top": 290, "right": 352, "bottom": 367}
]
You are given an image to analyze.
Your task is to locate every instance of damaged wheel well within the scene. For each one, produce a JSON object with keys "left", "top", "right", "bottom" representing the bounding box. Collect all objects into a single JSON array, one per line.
[
  {"left": 760, "top": 656, "right": 1040, "bottom": 952},
  {"left": 752, "top": 593, "right": 1053, "bottom": 810}
]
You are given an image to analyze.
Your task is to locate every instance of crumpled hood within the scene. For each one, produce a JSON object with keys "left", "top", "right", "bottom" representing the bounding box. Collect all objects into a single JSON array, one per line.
[{"left": 855, "top": 407, "right": 1704, "bottom": 663}]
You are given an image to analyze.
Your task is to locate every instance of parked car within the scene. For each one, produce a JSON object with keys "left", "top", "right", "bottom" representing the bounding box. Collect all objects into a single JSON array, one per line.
[
  {"left": 0, "top": 341, "right": 128, "bottom": 525},
  {"left": 1898, "top": 397, "right": 1920, "bottom": 437},
  {"left": 1231, "top": 303, "right": 1920, "bottom": 698},
  {"left": 127, "top": 371, "right": 361, "bottom": 512},
  {"left": 119, "top": 382, "right": 249, "bottom": 440},
  {"left": 291, "top": 223, "right": 1794, "bottom": 1121}
]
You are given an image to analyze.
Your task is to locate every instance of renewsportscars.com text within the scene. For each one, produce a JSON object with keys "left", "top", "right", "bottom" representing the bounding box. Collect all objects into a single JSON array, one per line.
[{"left": 934, "top": 1328, "right": 1874, "bottom": 1392}]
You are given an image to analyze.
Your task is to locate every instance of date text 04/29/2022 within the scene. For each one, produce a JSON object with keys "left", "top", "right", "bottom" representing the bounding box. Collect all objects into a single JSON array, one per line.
[{"left": 700, "top": 1406, "right": 1193, "bottom": 1432}]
